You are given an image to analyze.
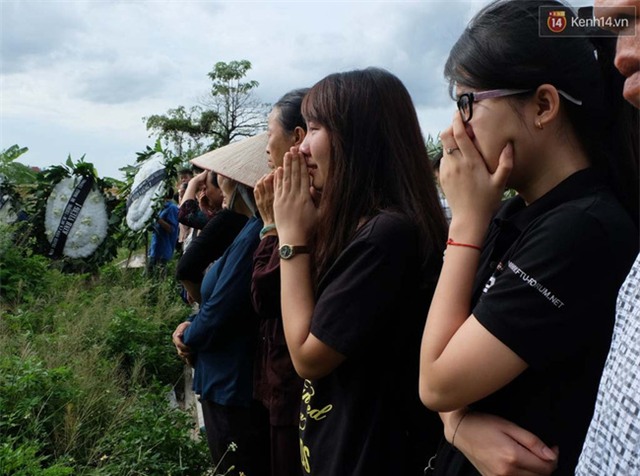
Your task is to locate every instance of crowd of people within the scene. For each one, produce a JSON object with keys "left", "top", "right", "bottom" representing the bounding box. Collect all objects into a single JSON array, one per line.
[{"left": 149, "top": 0, "right": 640, "bottom": 474}]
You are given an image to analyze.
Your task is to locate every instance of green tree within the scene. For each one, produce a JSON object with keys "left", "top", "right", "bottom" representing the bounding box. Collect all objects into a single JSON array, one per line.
[
  {"left": 202, "top": 59, "right": 268, "bottom": 146},
  {"left": 143, "top": 106, "right": 207, "bottom": 160},
  {"left": 144, "top": 60, "right": 268, "bottom": 160},
  {"left": 0, "top": 145, "right": 38, "bottom": 185}
]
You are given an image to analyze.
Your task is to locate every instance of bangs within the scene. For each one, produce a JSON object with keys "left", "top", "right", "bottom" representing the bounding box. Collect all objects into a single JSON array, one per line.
[{"left": 301, "top": 74, "right": 340, "bottom": 127}]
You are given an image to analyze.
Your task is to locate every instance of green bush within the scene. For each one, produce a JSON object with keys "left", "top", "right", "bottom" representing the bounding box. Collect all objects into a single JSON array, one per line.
[
  {"left": 0, "top": 439, "right": 73, "bottom": 476},
  {"left": 0, "top": 225, "right": 50, "bottom": 305},
  {"left": 3, "top": 305, "right": 59, "bottom": 337},
  {"left": 94, "top": 383, "right": 210, "bottom": 476},
  {"left": 0, "top": 355, "right": 92, "bottom": 471},
  {"left": 0, "top": 243, "right": 204, "bottom": 474},
  {"left": 0, "top": 355, "right": 78, "bottom": 449},
  {"left": 100, "top": 262, "right": 147, "bottom": 289},
  {"left": 104, "top": 308, "right": 183, "bottom": 387}
]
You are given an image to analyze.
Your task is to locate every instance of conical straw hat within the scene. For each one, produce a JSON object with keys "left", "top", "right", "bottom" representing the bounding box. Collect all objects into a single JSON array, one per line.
[{"left": 190, "top": 132, "right": 270, "bottom": 188}]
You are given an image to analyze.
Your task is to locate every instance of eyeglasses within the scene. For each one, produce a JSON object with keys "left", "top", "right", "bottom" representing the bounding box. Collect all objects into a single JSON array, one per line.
[
  {"left": 456, "top": 89, "right": 531, "bottom": 123},
  {"left": 456, "top": 88, "right": 583, "bottom": 123}
]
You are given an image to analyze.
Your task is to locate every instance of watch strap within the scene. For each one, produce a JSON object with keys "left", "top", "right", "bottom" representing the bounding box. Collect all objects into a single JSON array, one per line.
[
  {"left": 279, "top": 244, "right": 310, "bottom": 259},
  {"left": 290, "top": 245, "right": 310, "bottom": 255}
]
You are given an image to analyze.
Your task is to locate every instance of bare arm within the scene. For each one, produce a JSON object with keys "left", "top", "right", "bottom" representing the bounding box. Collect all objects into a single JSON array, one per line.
[
  {"left": 274, "top": 147, "right": 345, "bottom": 379},
  {"left": 441, "top": 410, "right": 558, "bottom": 476},
  {"left": 183, "top": 171, "right": 208, "bottom": 203},
  {"left": 157, "top": 217, "right": 173, "bottom": 233},
  {"left": 420, "top": 114, "right": 526, "bottom": 411}
]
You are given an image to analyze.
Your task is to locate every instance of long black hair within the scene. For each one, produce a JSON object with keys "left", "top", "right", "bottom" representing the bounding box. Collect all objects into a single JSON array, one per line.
[
  {"left": 302, "top": 67, "right": 448, "bottom": 283},
  {"left": 445, "top": 0, "right": 638, "bottom": 226}
]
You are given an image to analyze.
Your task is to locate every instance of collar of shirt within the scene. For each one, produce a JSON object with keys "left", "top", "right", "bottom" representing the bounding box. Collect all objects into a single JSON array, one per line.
[
  {"left": 495, "top": 167, "right": 605, "bottom": 233},
  {"left": 471, "top": 168, "right": 606, "bottom": 306}
]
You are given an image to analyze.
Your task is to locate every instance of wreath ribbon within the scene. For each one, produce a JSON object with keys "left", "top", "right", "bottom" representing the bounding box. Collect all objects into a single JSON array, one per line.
[
  {"left": 48, "top": 176, "right": 95, "bottom": 258},
  {"left": 126, "top": 169, "right": 166, "bottom": 209}
]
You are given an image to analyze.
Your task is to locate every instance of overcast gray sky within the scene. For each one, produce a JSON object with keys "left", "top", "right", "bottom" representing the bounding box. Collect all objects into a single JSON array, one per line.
[{"left": 1, "top": 0, "right": 591, "bottom": 180}]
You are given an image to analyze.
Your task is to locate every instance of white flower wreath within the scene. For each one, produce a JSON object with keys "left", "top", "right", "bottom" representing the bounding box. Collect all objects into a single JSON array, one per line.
[
  {"left": 44, "top": 176, "right": 109, "bottom": 258},
  {"left": 125, "top": 153, "right": 167, "bottom": 231}
]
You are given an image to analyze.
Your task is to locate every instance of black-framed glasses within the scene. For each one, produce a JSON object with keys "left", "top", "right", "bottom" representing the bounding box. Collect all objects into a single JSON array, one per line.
[
  {"left": 456, "top": 89, "right": 531, "bottom": 123},
  {"left": 456, "top": 88, "right": 583, "bottom": 123}
]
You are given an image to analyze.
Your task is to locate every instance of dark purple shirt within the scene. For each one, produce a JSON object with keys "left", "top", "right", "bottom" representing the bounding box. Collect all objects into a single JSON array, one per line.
[{"left": 251, "top": 235, "right": 303, "bottom": 427}]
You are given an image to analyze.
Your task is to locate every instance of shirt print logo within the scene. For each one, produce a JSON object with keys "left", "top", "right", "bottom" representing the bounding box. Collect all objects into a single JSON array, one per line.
[
  {"left": 507, "top": 260, "right": 565, "bottom": 308},
  {"left": 483, "top": 261, "right": 504, "bottom": 294},
  {"left": 300, "top": 379, "right": 334, "bottom": 474},
  {"left": 483, "top": 276, "right": 496, "bottom": 293}
]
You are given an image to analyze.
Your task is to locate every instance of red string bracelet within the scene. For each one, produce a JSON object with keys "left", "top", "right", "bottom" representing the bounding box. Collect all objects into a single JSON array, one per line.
[{"left": 446, "top": 238, "right": 481, "bottom": 251}]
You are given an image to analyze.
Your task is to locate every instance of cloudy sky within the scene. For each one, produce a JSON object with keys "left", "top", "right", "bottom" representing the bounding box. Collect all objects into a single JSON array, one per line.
[{"left": 1, "top": 0, "right": 591, "bottom": 180}]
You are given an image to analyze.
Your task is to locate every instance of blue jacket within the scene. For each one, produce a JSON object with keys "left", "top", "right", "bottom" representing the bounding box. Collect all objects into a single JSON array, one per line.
[{"left": 183, "top": 216, "right": 262, "bottom": 406}]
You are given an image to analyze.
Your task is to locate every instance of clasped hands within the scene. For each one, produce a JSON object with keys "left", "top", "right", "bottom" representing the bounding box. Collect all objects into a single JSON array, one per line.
[
  {"left": 172, "top": 321, "right": 194, "bottom": 366},
  {"left": 266, "top": 146, "right": 318, "bottom": 245}
]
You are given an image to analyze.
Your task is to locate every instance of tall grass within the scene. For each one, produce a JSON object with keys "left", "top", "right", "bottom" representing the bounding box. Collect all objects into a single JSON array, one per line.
[{"left": 0, "top": 226, "right": 211, "bottom": 475}]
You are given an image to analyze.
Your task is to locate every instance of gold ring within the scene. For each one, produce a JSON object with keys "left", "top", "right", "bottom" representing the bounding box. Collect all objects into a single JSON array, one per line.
[{"left": 446, "top": 147, "right": 459, "bottom": 154}]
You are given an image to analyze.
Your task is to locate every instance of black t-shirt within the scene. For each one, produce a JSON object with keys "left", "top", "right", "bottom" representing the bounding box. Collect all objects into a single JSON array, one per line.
[
  {"left": 175, "top": 208, "right": 248, "bottom": 283},
  {"left": 300, "top": 211, "right": 443, "bottom": 476},
  {"left": 434, "top": 169, "right": 638, "bottom": 475}
]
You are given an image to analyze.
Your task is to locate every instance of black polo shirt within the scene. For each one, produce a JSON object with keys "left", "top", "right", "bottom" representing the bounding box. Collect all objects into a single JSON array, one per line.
[{"left": 434, "top": 168, "right": 638, "bottom": 476}]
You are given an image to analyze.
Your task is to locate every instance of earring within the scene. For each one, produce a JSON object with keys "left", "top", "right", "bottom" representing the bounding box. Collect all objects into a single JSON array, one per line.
[{"left": 535, "top": 120, "right": 544, "bottom": 130}]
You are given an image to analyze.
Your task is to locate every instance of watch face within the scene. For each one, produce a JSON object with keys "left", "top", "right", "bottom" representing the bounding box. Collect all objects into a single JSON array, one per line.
[{"left": 279, "top": 244, "right": 293, "bottom": 259}]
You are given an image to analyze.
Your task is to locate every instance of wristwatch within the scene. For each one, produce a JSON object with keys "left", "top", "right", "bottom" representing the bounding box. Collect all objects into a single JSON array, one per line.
[{"left": 278, "top": 244, "right": 310, "bottom": 260}]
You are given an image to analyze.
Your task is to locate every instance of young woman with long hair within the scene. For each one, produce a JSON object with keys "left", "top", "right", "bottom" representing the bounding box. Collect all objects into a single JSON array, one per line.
[
  {"left": 419, "top": 1, "right": 639, "bottom": 474},
  {"left": 273, "top": 67, "right": 448, "bottom": 475}
]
